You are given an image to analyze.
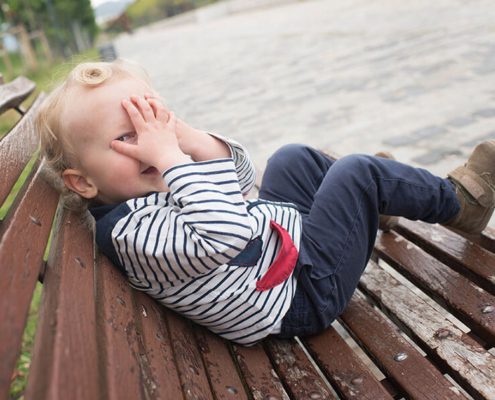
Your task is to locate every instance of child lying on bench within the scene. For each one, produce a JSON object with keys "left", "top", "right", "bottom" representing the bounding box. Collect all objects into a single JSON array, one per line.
[{"left": 36, "top": 60, "right": 495, "bottom": 345}]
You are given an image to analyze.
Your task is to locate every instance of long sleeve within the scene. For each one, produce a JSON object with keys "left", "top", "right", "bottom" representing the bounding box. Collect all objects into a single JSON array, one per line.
[
  {"left": 111, "top": 158, "right": 253, "bottom": 289},
  {"left": 206, "top": 132, "right": 256, "bottom": 195}
]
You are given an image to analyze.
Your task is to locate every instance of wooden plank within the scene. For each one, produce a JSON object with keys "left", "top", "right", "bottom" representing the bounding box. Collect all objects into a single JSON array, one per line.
[
  {"left": 232, "top": 343, "right": 290, "bottom": 399},
  {"left": 95, "top": 255, "right": 141, "bottom": 399},
  {"left": 0, "top": 76, "right": 35, "bottom": 115},
  {"left": 456, "top": 226, "right": 495, "bottom": 254},
  {"left": 0, "top": 94, "right": 45, "bottom": 207},
  {"left": 0, "top": 167, "right": 58, "bottom": 400},
  {"left": 303, "top": 327, "right": 394, "bottom": 399},
  {"left": 132, "top": 292, "right": 184, "bottom": 399},
  {"left": 26, "top": 210, "right": 99, "bottom": 400},
  {"left": 166, "top": 312, "right": 215, "bottom": 400},
  {"left": 341, "top": 294, "right": 468, "bottom": 400},
  {"left": 193, "top": 325, "right": 249, "bottom": 400},
  {"left": 264, "top": 338, "right": 336, "bottom": 399},
  {"left": 360, "top": 260, "right": 495, "bottom": 399},
  {"left": 396, "top": 219, "right": 495, "bottom": 294},
  {"left": 375, "top": 231, "right": 495, "bottom": 345}
]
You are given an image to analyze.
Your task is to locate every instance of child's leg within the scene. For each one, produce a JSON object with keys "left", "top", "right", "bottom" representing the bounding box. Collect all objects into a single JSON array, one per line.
[
  {"left": 259, "top": 144, "right": 336, "bottom": 213},
  {"left": 261, "top": 144, "right": 461, "bottom": 337}
]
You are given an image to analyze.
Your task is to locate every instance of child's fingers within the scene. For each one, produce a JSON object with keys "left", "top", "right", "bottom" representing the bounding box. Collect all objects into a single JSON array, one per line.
[
  {"left": 147, "top": 98, "right": 169, "bottom": 122},
  {"left": 167, "top": 111, "right": 177, "bottom": 130},
  {"left": 111, "top": 139, "right": 140, "bottom": 159},
  {"left": 122, "top": 99, "right": 146, "bottom": 131},
  {"left": 131, "top": 95, "right": 155, "bottom": 122}
]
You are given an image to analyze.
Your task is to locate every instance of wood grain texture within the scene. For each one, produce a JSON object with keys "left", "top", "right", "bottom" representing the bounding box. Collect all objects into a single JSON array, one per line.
[
  {"left": 193, "top": 325, "right": 249, "bottom": 400},
  {"left": 360, "top": 260, "right": 495, "bottom": 399},
  {"left": 26, "top": 210, "right": 99, "bottom": 400},
  {"left": 341, "top": 294, "right": 468, "bottom": 400},
  {"left": 304, "top": 327, "right": 394, "bottom": 399},
  {"left": 0, "top": 167, "right": 58, "bottom": 400},
  {"left": 232, "top": 343, "right": 291, "bottom": 399},
  {"left": 265, "top": 338, "right": 335, "bottom": 399},
  {"left": 375, "top": 231, "right": 495, "bottom": 345},
  {"left": 0, "top": 94, "right": 45, "bottom": 207},
  {"left": 396, "top": 219, "right": 495, "bottom": 294},
  {"left": 0, "top": 76, "right": 35, "bottom": 115}
]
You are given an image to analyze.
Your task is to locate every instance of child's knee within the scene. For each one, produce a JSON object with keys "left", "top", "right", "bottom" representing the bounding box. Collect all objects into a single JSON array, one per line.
[
  {"left": 335, "top": 154, "right": 375, "bottom": 177},
  {"left": 267, "top": 144, "right": 312, "bottom": 169}
]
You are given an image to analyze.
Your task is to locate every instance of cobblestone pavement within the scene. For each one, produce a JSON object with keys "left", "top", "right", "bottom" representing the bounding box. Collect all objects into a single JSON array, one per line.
[{"left": 115, "top": 0, "right": 495, "bottom": 225}]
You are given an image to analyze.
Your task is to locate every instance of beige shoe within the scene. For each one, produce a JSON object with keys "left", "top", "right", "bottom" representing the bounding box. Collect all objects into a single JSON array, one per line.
[
  {"left": 375, "top": 151, "right": 400, "bottom": 231},
  {"left": 443, "top": 140, "right": 495, "bottom": 234}
]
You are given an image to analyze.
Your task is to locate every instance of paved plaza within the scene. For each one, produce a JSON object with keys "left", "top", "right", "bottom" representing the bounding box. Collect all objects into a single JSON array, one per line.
[{"left": 115, "top": 0, "right": 495, "bottom": 224}]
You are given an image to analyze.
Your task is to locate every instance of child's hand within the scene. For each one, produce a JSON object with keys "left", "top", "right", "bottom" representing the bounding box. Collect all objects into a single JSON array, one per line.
[
  {"left": 143, "top": 94, "right": 230, "bottom": 162},
  {"left": 143, "top": 94, "right": 200, "bottom": 155},
  {"left": 111, "top": 96, "right": 190, "bottom": 172}
]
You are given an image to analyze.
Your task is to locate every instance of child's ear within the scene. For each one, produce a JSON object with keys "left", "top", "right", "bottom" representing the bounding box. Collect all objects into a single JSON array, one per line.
[{"left": 62, "top": 169, "right": 98, "bottom": 199}]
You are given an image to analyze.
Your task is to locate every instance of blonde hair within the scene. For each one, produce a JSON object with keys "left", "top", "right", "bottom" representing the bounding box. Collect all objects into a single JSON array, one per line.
[{"left": 36, "top": 59, "right": 152, "bottom": 213}]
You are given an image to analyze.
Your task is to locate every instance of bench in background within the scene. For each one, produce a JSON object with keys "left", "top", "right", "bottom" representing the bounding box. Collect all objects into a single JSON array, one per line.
[{"left": 1, "top": 76, "right": 494, "bottom": 400}]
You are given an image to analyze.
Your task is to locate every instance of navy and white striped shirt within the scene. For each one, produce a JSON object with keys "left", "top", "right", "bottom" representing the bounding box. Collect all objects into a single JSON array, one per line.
[{"left": 91, "top": 134, "right": 302, "bottom": 345}]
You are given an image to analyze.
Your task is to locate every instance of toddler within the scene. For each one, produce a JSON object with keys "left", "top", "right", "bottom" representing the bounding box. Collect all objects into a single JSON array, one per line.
[{"left": 36, "top": 60, "right": 495, "bottom": 345}]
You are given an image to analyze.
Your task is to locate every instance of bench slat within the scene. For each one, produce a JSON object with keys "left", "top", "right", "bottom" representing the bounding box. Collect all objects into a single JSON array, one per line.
[
  {"left": 341, "top": 294, "right": 469, "bottom": 400},
  {"left": 193, "top": 325, "right": 249, "bottom": 400},
  {"left": 232, "top": 343, "right": 291, "bottom": 399},
  {"left": 96, "top": 256, "right": 176, "bottom": 399},
  {"left": 166, "top": 312, "right": 216, "bottom": 399},
  {"left": 0, "top": 77, "right": 36, "bottom": 115},
  {"left": 0, "top": 167, "right": 58, "bottom": 399},
  {"left": 0, "top": 94, "right": 45, "bottom": 207},
  {"left": 132, "top": 292, "right": 185, "bottom": 399},
  {"left": 96, "top": 257, "right": 141, "bottom": 398},
  {"left": 396, "top": 220, "right": 495, "bottom": 295},
  {"left": 26, "top": 211, "right": 99, "bottom": 400},
  {"left": 303, "top": 327, "right": 394, "bottom": 399},
  {"left": 375, "top": 231, "right": 495, "bottom": 345},
  {"left": 360, "top": 260, "right": 495, "bottom": 399},
  {"left": 264, "top": 338, "right": 336, "bottom": 399}
]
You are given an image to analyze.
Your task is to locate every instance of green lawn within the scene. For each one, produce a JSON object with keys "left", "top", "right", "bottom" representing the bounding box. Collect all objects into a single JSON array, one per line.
[
  {"left": 2, "top": 47, "right": 99, "bottom": 399},
  {"left": 0, "top": 48, "right": 99, "bottom": 138}
]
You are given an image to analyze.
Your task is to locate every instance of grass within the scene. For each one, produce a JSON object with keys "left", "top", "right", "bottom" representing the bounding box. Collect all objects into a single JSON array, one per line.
[
  {"left": 1, "top": 47, "right": 99, "bottom": 399},
  {"left": 0, "top": 48, "right": 100, "bottom": 138}
]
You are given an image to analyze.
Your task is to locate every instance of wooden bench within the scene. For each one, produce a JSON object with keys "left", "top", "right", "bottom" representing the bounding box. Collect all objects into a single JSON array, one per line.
[{"left": 1, "top": 76, "right": 495, "bottom": 400}]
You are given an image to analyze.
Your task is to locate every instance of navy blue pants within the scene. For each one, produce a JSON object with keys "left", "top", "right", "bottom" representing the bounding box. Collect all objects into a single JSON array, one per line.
[{"left": 258, "top": 144, "right": 460, "bottom": 337}]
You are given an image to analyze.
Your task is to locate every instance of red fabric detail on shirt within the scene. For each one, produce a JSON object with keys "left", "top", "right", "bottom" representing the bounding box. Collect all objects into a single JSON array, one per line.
[{"left": 256, "top": 220, "right": 299, "bottom": 291}]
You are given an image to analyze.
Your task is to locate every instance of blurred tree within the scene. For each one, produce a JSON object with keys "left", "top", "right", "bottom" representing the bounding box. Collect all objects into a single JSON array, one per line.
[{"left": 0, "top": 0, "right": 97, "bottom": 58}]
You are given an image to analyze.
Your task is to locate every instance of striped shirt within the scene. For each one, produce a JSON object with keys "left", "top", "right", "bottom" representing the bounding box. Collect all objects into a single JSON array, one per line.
[{"left": 90, "top": 134, "right": 302, "bottom": 345}]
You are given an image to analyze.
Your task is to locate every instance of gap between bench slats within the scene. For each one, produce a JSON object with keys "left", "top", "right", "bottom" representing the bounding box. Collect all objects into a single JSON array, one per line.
[
  {"left": 360, "top": 260, "right": 495, "bottom": 399},
  {"left": 25, "top": 210, "right": 98, "bottom": 400},
  {"left": 375, "top": 230, "right": 495, "bottom": 346},
  {"left": 340, "top": 292, "right": 468, "bottom": 400},
  {"left": 0, "top": 167, "right": 58, "bottom": 400},
  {"left": 0, "top": 94, "right": 45, "bottom": 207}
]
